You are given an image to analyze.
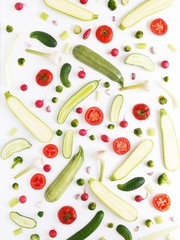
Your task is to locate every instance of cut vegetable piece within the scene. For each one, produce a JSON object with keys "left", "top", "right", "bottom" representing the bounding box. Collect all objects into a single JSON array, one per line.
[
  {"left": 88, "top": 178, "right": 138, "bottom": 222},
  {"left": 119, "top": 0, "right": 173, "bottom": 30},
  {"left": 1, "top": 138, "right": 32, "bottom": 160},
  {"left": 13, "top": 228, "right": 23, "bottom": 236},
  {"left": 57, "top": 80, "right": 100, "bottom": 124},
  {"left": 62, "top": 129, "right": 74, "bottom": 158},
  {"left": 9, "top": 211, "right": 37, "bottom": 229},
  {"left": 43, "top": 0, "right": 98, "bottom": 21},
  {"left": 109, "top": 139, "right": 153, "bottom": 180},
  {"left": 110, "top": 94, "right": 124, "bottom": 123},
  {"left": 39, "top": 12, "right": 49, "bottom": 20},
  {"left": 124, "top": 53, "right": 155, "bottom": 72},
  {"left": 160, "top": 108, "right": 180, "bottom": 171},
  {"left": 4, "top": 91, "right": 53, "bottom": 143}
]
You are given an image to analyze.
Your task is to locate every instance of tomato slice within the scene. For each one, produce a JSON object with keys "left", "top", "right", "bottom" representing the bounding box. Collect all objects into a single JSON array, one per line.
[
  {"left": 36, "top": 69, "right": 53, "bottom": 86},
  {"left": 85, "top": 107, "right": 104, "bottom": 125},
  {"left": 95, "top": 25, "right": 113, "bottom": 44},
  {"left": 30, "top": 173, "right": 46, "bottom": 190},
  {"left": 150, "top": 18, "right": 168, "bottom": 36},
  {"left": 43, "top": 144, "right": 59, "bottom": 158},
  {"left": 113, "top": 137, "right": 131, "bottom": 155},
  {"left": 132, "top": 103, "right": 150, "bottom": 120},
  {"left": 152, "top": 194, "right": 171, "bottom": 212},
  {"left": 57, "top": 206, "right": 77, "bottom": 224}
]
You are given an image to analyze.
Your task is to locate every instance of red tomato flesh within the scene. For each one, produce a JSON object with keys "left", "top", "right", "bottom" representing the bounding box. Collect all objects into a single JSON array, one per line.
[
  {"left": 152, "top": 194, "right": 171, "bottom": 212},
  {"left": 85, "top": 107, "right": 104, "bottom": 125},
  {"left": 43, "top": 144, "right": 58, "bottom": 158},
  {"left": 150, "top": 18, "right": 168, "bottom": 36},
  {"left": 30, "top": 173, "right": 46, "bottom": 190},
  {"left": 95, "top": 25, "right": 113, "bottom": 44},
  {"left": 58, "top": 206, "right": 77, "bottom": 224},
  {"left": 132, "top": 103, "right": 150, "bottom": 120},
  {"left": 36, "top": 69, "right": 53, "bottom": 86},
  {"left": 113, "top": 137, "right": 131, "bottom": 155}
]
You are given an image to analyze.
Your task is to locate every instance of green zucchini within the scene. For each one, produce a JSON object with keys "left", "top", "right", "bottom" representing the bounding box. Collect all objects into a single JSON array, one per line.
[
  {"left": 43, "top": 0, "right": 98, "bottom": 21},
  {"left": 1, "top": 138, "right": 32, "bottom": 160},
  {"left": 9, "top": 211, "right": 37, "bottom": 229},
  {"left": 62, "top": 129, "right": 74, "bottom": 158},
  {"left": 117, "top": 177, "right": 145, "bottom": 191},
  {"left": 110, "top": 139, "right": 154, "bottom": 180},
  {"left": 116, "top": 224, "right": 132, "bottom": 240},
  {"left": 4, "top": 91, "right": 53, "bottom": 143},
  {"left": 30, "top": 31, "right": 57, "bottom": 47},
  {"left": 72, "top": 45, "right": 124, "bottom": 87},
  {"left": 119, "top": 0, "right": 173, "bottom": 30},
  {"left": 60, "top": 63, "right": 72, "bottom": 88},
  {"left": 57, "top": 80, "right": 99, "bottom": 124},
  {"left": 66, "top": 210, "right": 104, "bottom": 240},
  {"left": 124, "top": 53, "right": 155, "bottom": 72},
  {"left": 110, "top": 94, "right": 124, "bottom": 123},
  {"left": 160, "top": 108, "right": 180, "bottom": 171},
  {"left": 45, "top": 146, "right": 84, "bottom": 202},
  {"left": 88, "top": 178, "right": 138, "bottom": 222}
]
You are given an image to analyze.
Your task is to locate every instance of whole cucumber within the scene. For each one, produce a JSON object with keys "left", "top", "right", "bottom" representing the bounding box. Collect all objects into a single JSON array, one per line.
[
  {"left": 117, "top": 177, "right": 145, "bottom": 191},
  {"left": 116, "top": 224, "right": 132, "bottom": 240},
  {"left": 30, "top": 31, "right": 57, "bottom": 47},
  {"left": 60, "top": 63, "right": 72, "bottom": 88}
]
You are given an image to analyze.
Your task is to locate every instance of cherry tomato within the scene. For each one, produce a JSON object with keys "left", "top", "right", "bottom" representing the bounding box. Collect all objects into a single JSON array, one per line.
[
  {"left": 132, "top": 103, "right": 150, "bottom": 120},
  {"left": 95, "top": 25, "right": 113, "bottom": 44},
  {"left": 152, "top": 194, "right": 171, "bottom": 212},
  {"left": 30, "top": 173, "right": 46, "bottom": 190},
  {"left": 58, "top": 206, "right": 77, "bottom": 224},
  {"left": 43, "top": 144, "right": 58, "bottom": 158},
  {"left": 113, "top": 137, "right": 131, "bottom": 155},
  {"left": 36, "top": 69, "right": 53, "bottom": 86},
  {"left": 85, "top": 107, "right": 104, "bottom": 125},
  {"left": 150, "top": 18, "right": 168, "bottom": 36}
]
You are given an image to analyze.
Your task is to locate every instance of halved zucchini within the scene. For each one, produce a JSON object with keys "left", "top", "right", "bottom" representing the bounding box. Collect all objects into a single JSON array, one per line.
[
  {"left": 62, "top": 129, "right": 74, "bottom": 158},
  {"left": 110, "top": 94, "right": 124, "bottom": 123},
  {"left": 9, "top": 211, "right": 37, "bottom": 229}
]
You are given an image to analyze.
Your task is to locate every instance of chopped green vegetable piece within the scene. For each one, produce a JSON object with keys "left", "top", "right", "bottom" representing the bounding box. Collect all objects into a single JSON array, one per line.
[
  {"left": 121, "top": 0, "right": 129, "bottom": 5},
  {"left": 157, "top": 172, "right": 171, "bottom": 185},
  {"left": 134, "top": 128, "right": 142, "bottom": 137},
  {"left": 71, "top": 119, "right": 79, "bottom": 127},
  {"left": 159, "top": 95, "right": 167, "bottom": 105},
  {"left": 9, "top": 197, "right": 19, "bottom": 208},
  {"left": 55, "top": 85, "right": 63, "bottom": 93},
  {"left": 107, "top": 222, "right": 114, "bottom": 228},
  {"left": 144, "top": 184, "right": 154, "bottom": 194},
  {"left": 124, "top": 45, "right": 131, "bottom": 52},
  {"left": 145, "top": 219, "right": 153, "bottom": 227},
  {"left": 40, "top": 12, "right": 49, "bottom": 21},
  {"left": 108, "top": 0, "right": 117, "bottom": 11},
  {"left": 11, "top": 156, "right": 23, "bottom": 169},
  {"left": 18, "top": 58, "right": 25, "bottom": 66},
  {"left": 96, "top": 91, "right": 102, "bottom": 101},
  {"left": 89, "top": 135, "right": 95, "bottom": 140},
  {"left": 147, "top": 128, "right": 156, "bottom": 136},
  {"left": 103, "top": 82, "right": 110, "bottom": 88},
  {"left": 8, "top": 127, "right": 18, "bottom": 136},
  {"left": 147, "top": 160, "right": 154, "bottom": 167},
  {"left": 6, "top": 25, "right": 13, "bottom": 32},
  {"left": 13, "top": 228, "right": 23, "bottom": 236},
  {"left": 135, "top": 31, "right": 144, "bottom": 39},
  {"left": 63, "top": 43, "right": 71, "bottom": 54},
  {"left": 167, "top": 44, "right": 177, "bottom": 52},
  {"left": 60, "top": 31, "right": 70, "bottom": 40},
  {"left": 107, "top": 124, "right": 115, "bottom": 130},
  {"left": 12, "top": 182, "right": 19, "bottom": 190},
  {"left": 73, "top": 25, "right": 82, "bottom": 34},
  {"left": 37, "top": 211, "right": 44, "bottom": 217},
  {"left": 163, "top": 76, "right": 169, "bottom": 82},
  {"left": 154, "top": 215, "right": 164, "bottom": 224},
  {"left": 56, "top": 129, "right": 63, "bottom": 136},
  {"left": 88, "top": 202, "right": 96, "bottom": 210},
  {"left": 52, "top": 97, "right": 58, "bottom": 103},
  {"left": 76, "top": 178, "right": 85, "bottom": 186},
  {"left": 136, "top": 43, "right": 147, "bottom": 49}
]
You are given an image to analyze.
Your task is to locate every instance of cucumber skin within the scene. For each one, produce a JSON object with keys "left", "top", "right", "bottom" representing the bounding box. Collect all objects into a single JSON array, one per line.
[
  {"left": 30, "top": 31, "right": 57, "bottom": 47},
  {"left": 66, "top": 210, "right": 104, "bottom": 240},
  {"left": 117, "top": 177, "right": 145, "bottom": 191},
  {"left": 116, "top": 224, "right": 132, "bottom": 240},
  {"left": 60, "top": 63, "right": 72, "bottom": 88},
  {"left": 73, "top": 45, "right": 124, "bottom": 87},
  {"left": 44, "top": 146, "right": 84, "bottom": 202}
]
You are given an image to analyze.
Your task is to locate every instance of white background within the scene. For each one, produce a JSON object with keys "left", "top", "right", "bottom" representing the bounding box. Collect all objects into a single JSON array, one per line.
[{"left": 0, "top": 0, "right": 180, "bottom": 239}]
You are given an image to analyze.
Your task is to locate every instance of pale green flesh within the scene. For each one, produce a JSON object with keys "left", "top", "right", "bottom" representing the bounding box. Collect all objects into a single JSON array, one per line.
[
  {"left": 160, "top": 108, "right": 180, "bottom": 171},
  {"left": 43, "top": 0, "right": 98, "bottom": 21},
  {"left": 110, "top": 139, "right": 154, "bottom": 180},
  {"left": 88, "top": 179, "right": 138, "bottom": 222},
  {"left": 110, "top": 94, "right": 124, "bottom": 123},
  {"left": 5, "top": 92, "right": 53, "bottom": 143},
  {"left": 1, "top": 138, "right": 32, "bottom": 160},
  {"left": 57, "top": 80, "right": 99, "bottom": 124},
  {"left": 62, "top": 129, "right": 74, "bottom": 158},
  {"left": 124, "top": 53, "right": 155, "bottom": 72},
  {"left": 120, "top": 0, "right": 173, "bottom": 30},
  {"left": 10, "top": 212, "right": 36, "bottom": 229}
]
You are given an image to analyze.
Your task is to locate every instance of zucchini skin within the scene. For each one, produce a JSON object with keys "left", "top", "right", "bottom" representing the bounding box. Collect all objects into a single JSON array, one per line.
[
  {"left": 116, "top": 224, "right": 132, "bottom": 240},
  {"left": 44, "top": 146, "right": 84, "bottom": 202},
  {"left": 72, "top": 45, "right": 124, "bottom": 87},
  {"left": 60, "top": 63, "right": 72, "bottom": 88},
  {"left": 30, "top": 31, "right": 57, "bottom": 47},
  {"left": 117, "top": 177, "right": 145, "bottom": 191},
  {"left": 66, "top": 210, "right": 104, "bottom": 240}
]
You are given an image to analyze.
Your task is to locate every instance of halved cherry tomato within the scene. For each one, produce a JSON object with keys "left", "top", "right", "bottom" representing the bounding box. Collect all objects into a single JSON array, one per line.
[
  {"left": 150, "top": 18, "right": 168, "bottom": 36},
  {"left": 152, "top": 194, "right": 171, "bottom": 212},
  {"left": 85, "top": 106, "right": 104, "bottom": 125},
  {"left": 58, "top": 206, "right": 77, "bottom": 224},
  {"left": 113, "top": 137, "right": 131, "bottom": 155},
  {"left": 30, "top": 173, "right": 46, "bottom": 190},
  {"left": 36, "top": 69, "right": 53, "bottom": 86},
  {"left": 132, "top": 103, "right": 150, "bottom": 120},
  {"left": 95, "top": 25, "right": 113, "bottom": 43},
  {"left": 43, "top": 144, "right": 58, "bottom": 158}
]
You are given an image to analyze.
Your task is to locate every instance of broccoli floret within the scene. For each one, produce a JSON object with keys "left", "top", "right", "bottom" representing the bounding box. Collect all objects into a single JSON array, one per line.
[
  {"left": 157, "top": 173, "right": 171, "bottom": 185},
  {"left": 108, "top": 0, "right": 117, "bottom": 11},
  {"left": 11, "top": 156, "right": 23, "bottom": 169}
]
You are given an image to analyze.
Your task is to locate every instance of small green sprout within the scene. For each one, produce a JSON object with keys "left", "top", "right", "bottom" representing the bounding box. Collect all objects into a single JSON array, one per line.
[{"left": 11, "top": 156, "right": 23, "bottom": 169}]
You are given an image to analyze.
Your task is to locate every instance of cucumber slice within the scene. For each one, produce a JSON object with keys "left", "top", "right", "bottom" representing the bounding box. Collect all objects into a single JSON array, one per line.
[
  {"left": 119, "top": 0, "right": 173, "bottom": 30},
  {"left": 9, "top": 211, "right": 37, "bottom": 229},
  {"left": 1, "top": 138, "right": 32, "bottom": 160},
  {"left": 110, "top": 139, "right": 154, "bottom": 180},
  {"left": 62, "top": 129, "right": 74, "bottom": 158},
  {"left": 110, "top": 94, "right": 124, "bottom": 123},
  {"left": 160, "top": 108, "right": 180, "bottom": 171},
  {"left": 4, "top": 91, "right": 53, "bottom": 143},
  {"left": 124, "top": 53, "right": 155, "bottom": 72},
  {"left": 88, "top": 178, "right": 138, "bottom": 222}
]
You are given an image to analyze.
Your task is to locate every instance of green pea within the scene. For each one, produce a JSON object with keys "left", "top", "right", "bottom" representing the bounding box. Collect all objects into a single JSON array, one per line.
[
  {"left": 124, "top": 45, "right": 131, "bottom": 52},
  {"left": 37, "top": 211, "right": 44, "bottom": 217},
  {"left": 6, "top": 25, "right": 13, "bottom": 32},
  {"left": 12, "top": 182, "right": 19, "bottom": 190},
  {"left": 88, "top": 202, "right": 96, "bottom": 210},
  {"left": 103, "top": 82, "right": 110, "bottom": 88},
  {"left": 163, "top": 76, "right": 169, "bottom": 82},
  {"left": 107, "top": 222, "right": 114, "bottom": 228},
  {"left": 76, "top": 178, "right": 84, "bottom": 186},
  {"left": 89, "top": 135, "right": 95, "bottom": 140},
  {"left": 135, "top": 30, "right": 144, "bottom": 39},
  {"left": 52, "top": 97, "right": 58, "bottom": 103},
  {"left": 18, "top": 58, "right": 25, "bottom": 66},
  {"left": 107, "top": 124, "right": 115, "bottom": 130},
  {"left": 55, "top": 85, "right": 63, "bottom": 93},
  {"left": 56, "top": 129, "right": 63, "bottom": 136},
  {"left": 71, "top": 119, "right": 79, "bottom": 127}
]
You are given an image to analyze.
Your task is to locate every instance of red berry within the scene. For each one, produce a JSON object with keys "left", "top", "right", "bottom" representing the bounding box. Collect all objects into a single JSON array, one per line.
[
  {"left": 161, "top": 60, "right": 169, "bottom": 69},
  {"left": 35, "top": 99, "right": 44, "bottom": 108},
  {"left": 101, "top": 134, "right": 109, "bottom": 142},
  {"left": 49, "top": 229, "right": 57, "bottom": 238},
  {"left": 76, "top": 107, "right": 83, "bottom": 114},
  {"left": 20, "top": 84, "right": 28, "bottom": 91},
  {"left": 14, "top": 2, "right": 25, "bottom": 10},
  {"left": 19, "top": 195, "right": 27, "bottom": 203},
  {"left": 80, "top": 0, "right": 88, "bottom": 4},
  {"left": 43, "top": 164, "right": 51, "bottom": 172}
]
